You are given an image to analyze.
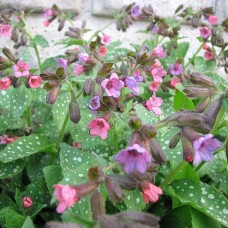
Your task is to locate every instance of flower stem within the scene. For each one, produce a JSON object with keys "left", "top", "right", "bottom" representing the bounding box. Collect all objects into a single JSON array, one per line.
[
  {"left": 184, "top": 42, "right": 204, "bottom": 69},
  {"left": 103, "top": 163, "right": 117, "bottom": 173},
  {"left": 160, "top": 160, "right": 187, "bottom": 188}
]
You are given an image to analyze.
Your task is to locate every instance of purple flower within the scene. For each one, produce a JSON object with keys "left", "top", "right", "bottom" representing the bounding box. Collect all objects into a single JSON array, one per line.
[
  {"left": 114, "top": 143, "right": 151, "bottom": 173},
  {"left": 78, "top": 52, "right": 90, "bottom": 64},
  {"left": 125, "top": 74, "right": 143, "bottom": 95},
  {"left": 131, "top": 5, "right": 140, "bottom": 17},
  {"left": 151, "top": 26, "right": 160, "bottom": 35},
  {"left": 89, "top": 96, "right": 101, "bottom": 111},
  {"left": 101, "top": 72, "right": 124, "bottom": 98},
  {"left": 170, "top": 63, "right": 183, "bottom": 75},
  {"left": 56, "top": 58, "right": 68, "bottom": 70},
  {"left": 200, "top": 26, "right": 211, "bottom": 39},
  {"left": 193, "top": 134, "right": 222, "bottom": 165}
]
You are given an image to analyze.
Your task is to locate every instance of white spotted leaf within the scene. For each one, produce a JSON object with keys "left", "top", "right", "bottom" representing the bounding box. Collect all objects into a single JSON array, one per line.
[{"left": 124, "top": 189, "right": 145, "bottom": 211}]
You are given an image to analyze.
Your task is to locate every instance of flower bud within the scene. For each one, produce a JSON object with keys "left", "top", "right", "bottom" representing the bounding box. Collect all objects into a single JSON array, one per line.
[
  {"left": 21, "top": 31, "right": 27, "bottom": 46},
  {"left": 181, "top": 134, "right": 195, "bottom": 162},
  {"left": 189, "top": 73, "right": 217, "bottom": 88},
  {"left": 105, "top": 177, "right": 123, "bottom": 202},
  {"left": 46, "top": 87, "right": 59, "bottom": 104},
  {"left": 64, "top": 31, "right": 79, "bottom": 39},
  {"left": 169, "top": 132, "right": 181, "bottom": 149},
  {"left": 211, "top": 35, "right": 216, "bottom": 45},
  {"left": 23, "top": 196, "right": 33, "bottom": 208},
  {"left": 90, "top": 190, "right": 105, "bottom": 221},
  {"left": 128, "top": 116, "right": 142, "bottom": 130},
  {"left": 191, "top": 14, "right": 199, "bottom": 28},
  {"left": 2, "top": 47, "right": 16, "bottom": 63},
  {"left": 150, "top": 139, "right": 166, "bottom": 164},
  {"left": 88, "top": 166, "right": 104, "bottom": 183},
  {"left": 58, "top": 18, "right": 66, "bottom": 31},
  {"left": 11, "top": 27, "right": 18, "bottom": 42},
  {"left": 83, "top": 78, "right": 95, "bottom": 96},
  {"left": 77, "top": 181, "right": 98, "bottom": 198},
  {"left": 195, "top": 97, "right": 210, "bottom": 112},
  {"left": 69, "top": 97, "right": 81, "bottom": 124},
  {"left": 141, "top": 124, "right": 157, "bottom": 139},
  {"left": 183, "top": 86, "right": 214, "bottom": 98},
  {"left": 99, "top": 215, "right": 123, "bottom": 228}
]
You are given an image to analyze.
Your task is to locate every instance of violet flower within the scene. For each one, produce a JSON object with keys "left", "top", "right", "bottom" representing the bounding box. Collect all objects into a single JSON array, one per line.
[
  {"left": 125, "top": 74, "right": 143, "bottom": 95},
  {"left": 170, "top": 63, "right": 183, "bottom": 75},
  {"left": 89, "top": 96, "right": 101, "bottom": 111},
  {"left": 131, "top": 4, "right": 140, "bottom": 17},
  {"left": 56, "top": 58, "right": 68, "bottom": 70},
  {"left": 114, "top": 143, "right": 151, "bottom": 173}
]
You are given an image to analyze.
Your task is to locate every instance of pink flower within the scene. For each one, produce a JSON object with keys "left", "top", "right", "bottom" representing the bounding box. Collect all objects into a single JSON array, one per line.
[
  {"left": 43, "top": 8, "right": 53, "bottom": 18},
  {"left": 202, "top": 43, "right": 210, "bottom": 50},
  {"left": 71, "top": 141, "right": 82, "bottom": 149},
  {"left": 141, "top": 183, "right": 162, "bottom": 204},
  {"left": 87, "top": 118, "right": 110, "bottom": 139},
  {"left": 204, "top": 51, "right": 214, "bottom": 60},
  {"left": 28, "top": 76, "right": 42, "bottom": 88},
  {"left": 152, "top": 45, "right": 166, "bottom": 59},
  {"left": 170, "top": 77, "right": 180, "bottom": 88},
  {"left": 23, "top": 197, "right": 33, "bottom": 208},
  {"left": 0, "top": 78, "right": 11, "bottom": 90},
  {"left": 200, "top": 27, "right": 211, "bottom": 39},
  {"left": 12, "top": 60, "right": 30, "bottom": 78},
  {"left": 150, "top": 59, "right": 167, "bottom": 83},
  {"left": 170, "top": 63, "right": 183, "bottom": 75},
  {"left": 0, "top": 135, "right": 18, "bottom": 144},
  {"left": 0, "top": 24, "right": 11, "bottom": 38},
  {"left": 99, "top": 46, "right": 107, "bottom": 56},
  {"left": 56, "top": 58, "right": 68, "bottom": 70},
  {"left": 145, "top": 93, "right": 163, "bottom": 116},
  {"left": 73, "top": 64, "right": 85, "bottom": 76},
  {"left": 78, "top": 52, "right": 91, "bottom": 64},
  {"left": 149, "top": 81, "right": 160, "bottom": 92},
  {"left": 53, "top": 184, "right": 80, "bottom": 213},
  {"left": 43, "top": 20, "right": 50, "bottom": 27},
  {"left": 100, "top": 34, "right": 111, "bottom": 45},
  {"left": 208, "top": 15, "right": 218, "bottom": 25},
  {"left": 114, "top": 143, "right": 151, "bottom": 173},
  {"left": 193, "top": 134, "right": 222, "bottom": 165},
  {"left": 101, "top": 72, "right": 124, "bottom": 98}
]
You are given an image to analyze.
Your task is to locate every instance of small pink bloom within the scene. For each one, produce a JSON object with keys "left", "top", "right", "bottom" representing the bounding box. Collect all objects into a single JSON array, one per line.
[
  {"left": 53, "top": 184, "right": 80, "bottom": 213},
  {"left": 28, "top": 76, "right": 42, "bottom": 88},
  {"left": 71, "top": 141, "right": 82, "bottom": 149},
  {"left": 149, "top": 81, "right": 160, "bottom": 92},
  {"left": 101, "top": 72, "right": 124, "bottom": 98},
  {"left": 170, "top": 63, "right": 183, "bottom": 75},
  {"left": 0, "top": 135, "right": 18, "bottom": 144},
  {"left": 0, "top": 78, "right": 11, "bottom": 90},
  {"left": 73, "top": 64, "right": 85, "bottom": 76},
  {"left": 74, "top": 46, "right": 80, "bottom": 52},
  {"left": 88, "top": 118, "right": 110, "bottom": 139},
  {"left": 23, "top": 197, "right": 33, "bottom": 208},
  {"left": 0, "top": 24, "right": 11, "bottom": 38},
  {"left": 56, "top": 58, "right": 68, "bottom": 70},
  {"left": 204, "top": 51, "right": 214, "bottom": 60},
  {"left": 43, "top": 8, "right": 53, "bottom": 18},
  {"left": 170, "top": 77, "right": 180, "bottom": 88},
  {"left": 150, "top": 59, "right": 167, "bottom": 83},
  {"left": 141, "top": 183, "right": 162, "bottom": 204},
  {"left": 12, "top": 60, "right": 30, "bottom": 78},
  {"left": 145, "top": 93, "right": 163, "bottom": 116},
  {"left": 43, "top": 20, "right": 50, "bottom": 27},
  {"left": 100, "top": 34, "right": 111, "bottom": 45},
  {"left": 208, "top": 15, "right": 218, "bottom": 25},
  {"left": 78, "top": 52, "right": 91, "bottom": 64},
  {"left": 152, "top": 45, "right": 166, "bottom": 59},
  {"left": 202, "top": 43, "right": 210, "bottom": 50},
  {"left": 200, "top": 26, "right": 211, "bottom": 39},
  {"left": 99, "top": 46, "right": 107, "bottom": 56}
]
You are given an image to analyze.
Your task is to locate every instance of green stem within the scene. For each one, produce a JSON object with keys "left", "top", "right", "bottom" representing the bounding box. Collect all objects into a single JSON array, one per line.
[
  {"left": 160, "top": 160, "right": 187, "bottom": 188},
  {"left": 113, "top": 129, "right": 118, "bottom": 152},
  {"left": 184, "top": 42, "right": 204, "bottom": 69},
  {"left": 33, "top": 43, "right": 42, "bottom": 72},
  {"left": 103, "top": 163, "right": 117, "bottom": 173},
  {"left": 25, "top": 107, "right": 31, "bottom": 128}
]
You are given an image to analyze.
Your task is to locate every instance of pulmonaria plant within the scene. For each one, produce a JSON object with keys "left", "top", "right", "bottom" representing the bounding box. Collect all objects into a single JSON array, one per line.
[{"left": 0, "top": 3, "right": 227, "bottom": 228}]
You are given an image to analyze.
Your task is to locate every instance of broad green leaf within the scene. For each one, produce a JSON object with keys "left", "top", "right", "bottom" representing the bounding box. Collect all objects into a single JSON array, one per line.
[
  {"left": 168, "top": 179, "right": 228, "bottom": 226},
  {"left": 206, "top": 72, "right": 228, "bottom": 92},
  {"left": 0, "top": 192, "right": 17, "bottom": 211},
  {"left": 194, "top": 56, "right": 216, "bottom": 73},
  {"left": 174, "top": 90, "right": 194, "bottom": 111},
  {"left": 43, "top": 165, "right": 63, "bottom": 195},
  {"left": 21, "top": 47, "right": 32, "bottom": 62},
  {"left": 41, "top": 57, "right": 57, "bottom": 71},
  {"left": 22, "top": 216, "right": 35, "bottom": 228},
  {"left": 57, "top": 38, "right": 84, "bottom": 47},
  {"left": 124, "top": 189, "right": 145, "bottom": 211},
  {"left": 0, "top": 135, "right": 51, "bottom": 163},
  {"left": 0, "top": 159, "right": 26, "bottom": 179},
  {"left": 33, "top": 35, "right": 49, "bottom": 48}
]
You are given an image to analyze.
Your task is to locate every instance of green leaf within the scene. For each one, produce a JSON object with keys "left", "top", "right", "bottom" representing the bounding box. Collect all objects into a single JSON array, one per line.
[
  {"left": 0, "top": 159, "right": 26, "bottom": 179},
  {"left": 174, "top": 90, "right": 195, "bottom": 111},
  {"left": 0, "top": 135, "right": 51, "bottom": 163},
  {"left": 41, "top": 57, "right": 57, "bottom": 71},
  {"left": 21, "top": 47, "right": 32, "bottom": 62},
  {"left": 222, "top": 98, "right": 228, "bottom": 111},
  {"left": 57, "top": 38, "right": 84, "bottom": 47},
  {"left": 124, "top": 189, "right": 145, "bottom": 211},
  {"left": 33, "top": 35, "right": 49, "bottom": 48},
  {"left": 43, "top": 165, "right": 63, "bottom": 195},
  {"left": 168, "top": 179, "right": 228, "bottom": 226},
  {"left": 0, "top": 192, "right": 18, "bottom": 211},
  {"left": 194, "top": 56, "right": 216, "bottom": 73},
  {"left": 22, "top": 216, "right": 35, "bottom": 228}
]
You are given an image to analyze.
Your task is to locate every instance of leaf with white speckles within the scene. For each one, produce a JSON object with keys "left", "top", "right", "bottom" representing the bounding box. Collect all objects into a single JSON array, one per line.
[
  {"left": 168, "top": 179, "right": 228, "bottom": 227},
  {"left": 124, "top": 189, "right": 145, "bottom": 211},
  {"left": 0, "top": 135, "right": 51, "bottom": 163},
  {"left": 0, "top": 159, "right": 26, "bottom": 179}
]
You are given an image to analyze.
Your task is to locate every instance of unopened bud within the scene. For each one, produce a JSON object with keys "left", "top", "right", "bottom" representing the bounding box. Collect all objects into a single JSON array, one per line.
[
  {"left": 46, "top": 87, "right": 59, "bottom": 104},
  {"left": 11, "top": 27, "right": 18, "bottom": 42},
  {"left": 2, "top": 47, "right": 16, "bottom": 62},
  {"left": 141, "top": 124, "right": 157, "bottom": 139},
  {"left": 189, "top": 73, "right": 216, "bottom": 88},
  {"left": 183, "top": 86, "right": 214, "bottom": 98},
  {"left": 58, "top": 18, "right": 65, "bottom": 31},
  {"left": 77, "top": 181, "right": 98, "bottom": 198},
  {"left": 128, "top": 116, "right": 142, "bottom": 130},
  {"left": 90, "top": 190, "right": 105, "bottom": 221},
  {"left": 211, "top": 35, "right": 216, "bottom": 45},
  {"left": 64, "top": 31, "right": 79, "bottom": 39},
  {"left": 21, "top": 31, "right": 27, "bottom": 46},
  {"left": 99, "top": 214, "right": 122, "bottom": 228},
  {"left": 169, "top": 132, "right": 181, "bottom": 149},
  {"left": 105, "top": 177, "right": 123, "bottom": 202},
  {"left": 195, "top": 97, "right": 210, "bottom": 112},
  {"left": 88, "top": 166, "right": 104, "bottom": 183},
  {"left": 83, "top": 78, "right": 95, "bottom": 96},
  {"left": 191, "top": 14, "right": 199, "bottom": 28},
  {"left": 150, "top": 139, "right": 166, "bottom": 164},
  {"left": 69, "top": 96, "right": 81, "bottom": 124},
  {"left": 181, "top": 134, "right": 195, "bottom": 162},
  {"left": 23, "top": 196, "right": 33, "bottom": 208}
]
